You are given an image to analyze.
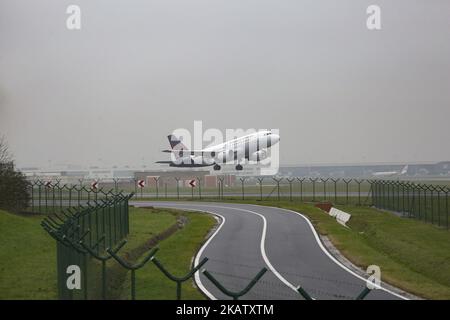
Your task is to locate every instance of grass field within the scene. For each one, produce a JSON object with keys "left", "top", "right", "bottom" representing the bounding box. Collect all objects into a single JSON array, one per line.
[{"left": 0, "top": 206, "right": 215, "bottom": 300}]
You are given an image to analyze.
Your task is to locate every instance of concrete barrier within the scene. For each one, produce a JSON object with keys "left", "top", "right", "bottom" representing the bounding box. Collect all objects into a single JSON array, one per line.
[{"left": 329, "top": 207, "right": 351, "bottom": 226}]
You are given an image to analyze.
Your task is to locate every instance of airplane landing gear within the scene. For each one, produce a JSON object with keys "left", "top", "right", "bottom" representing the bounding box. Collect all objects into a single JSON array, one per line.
[
  {"left": 213, "top": 164, "right": 221, "bottom": 171},
  {"left": 235, "top": 164, "right": 243, "bottom": 171}
]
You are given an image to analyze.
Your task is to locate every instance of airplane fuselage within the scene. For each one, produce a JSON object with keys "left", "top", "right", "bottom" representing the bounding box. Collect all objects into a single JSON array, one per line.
[{"left": 159, "top": 130, "right": 280, "bottom": 170}]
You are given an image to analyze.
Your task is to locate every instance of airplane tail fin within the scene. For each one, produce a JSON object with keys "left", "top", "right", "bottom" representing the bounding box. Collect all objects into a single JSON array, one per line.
[
  {"left": 167, "top": 135, "right": 188, "bottom": 150},
  {"left": 167, "top": 134, "right": 189, "bottom": 160}
]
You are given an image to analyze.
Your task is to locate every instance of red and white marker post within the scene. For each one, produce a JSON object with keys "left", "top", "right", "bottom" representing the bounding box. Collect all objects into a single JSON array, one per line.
[
  {"left": 189, "top": 179, "right": 196, "bottom": 198},
  {"left": 91, "top": 180, "right": 99, "bottom": 191},
  {"left": 137, "top": 179, "right": 145, "bottom": 198}
]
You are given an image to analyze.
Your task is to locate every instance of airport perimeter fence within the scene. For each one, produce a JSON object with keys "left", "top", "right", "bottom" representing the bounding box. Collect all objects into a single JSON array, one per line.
[
  {"left": 372, "top": 180, "right": 450, "bottom": 229},
  {"left": 27, "top": 178, "right": 449, "bottom": 230},
  {"left": 26, "top": 179, "right": 124, "bottom": 214},
  {"left": 26, "top": 177, "right": 376, "bottom": 205}
]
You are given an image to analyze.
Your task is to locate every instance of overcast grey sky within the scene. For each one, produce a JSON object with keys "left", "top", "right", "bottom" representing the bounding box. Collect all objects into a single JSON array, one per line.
[{"left": 1, "top": 0, "right": 449, "bottom": 168}]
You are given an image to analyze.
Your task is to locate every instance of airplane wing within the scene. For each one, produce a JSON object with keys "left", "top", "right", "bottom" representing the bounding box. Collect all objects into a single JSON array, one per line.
[{"left": 162, "top": 149, "right": 215, "bottom": 154}]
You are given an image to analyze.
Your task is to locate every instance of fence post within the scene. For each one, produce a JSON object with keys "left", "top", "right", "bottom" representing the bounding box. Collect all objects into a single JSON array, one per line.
[
  {"left": 37, "top": 181, "right": 43, "bottom": 214},
  {"left": 394, "top": 181, "right": 399, "bottom": 212},
  {"left": 217, "top": 177, "right": 224, "bottom": 200},
  {"left": 422, "top": 184, "right": 428, "bottom": 223},
  {"left": 133, "top": 178, "right": 138, "bottom": 199},
  {"left": 401, "top": 182, "right": 406, "bottom": 215},
  {"left": 52, "top": 180, "right": 60, "bottom": 214},
  {"left": 296, "top": 286, "right": 313, "bottom": 300},
  {"left": 371, "top": 180, "right": 377, "bottom": 207},
  {"left": 397, "top": 181, "right": 402, "bottom": 212},
  {"left": 240, "top": 178, "right": 247, "bottom": 200},
  {"left": 197, "top": 177, "right": 202, "bottom": 200},
  {"left": 174, "top": 177, "right": 180, "bottom": 200},
  {"left": 355, "top": 287, "right": 372, "bottom": 300},
  {"left": 331, "top": 178, "right": 340, "bottom": 204},
  {"left": 161, "top": 182, "right": 165, "bottom": 198},
  {"left": 343, "top": 179, "right": 352, "bottom": 205},
  {"left": 29, "top": 181, "right": 34, "bottom": 213},
  {"left": 430, "top": 185, "right": 435, "bottom": 224},
  {"left": 310, "top": 178, "right": 318, "bottom": 202},
  {"left": 113, "top": 178, "right": 120, "bottom": 193},
  {"left": 446, "top": 187, "right": 449, "bottom": 230},
  {"left": 437, "top": 186, "right": 442, "bottom": 227},
  {"left": 296, "top": 178, "right": 305, "bottom": 202},
  {"left": 257, "top": 177, "right": 264, "bottom": 201},
  {"left": 45, "top": 181, "right": 50, "bottom": 214},
  {"left": 287, "top": 178, "right": 294, "bottom": 201},
  {"left": 154, "top": 177, "right": 160, "bottom": 199},
  {"left": 364, "top": 180, "right": 375, "bottom": 206},
  {"left": 354, "top": 179, "right": 363, "bottom": 206},
  {"left": 273, "top": 177, "right": 283, "bottom": 201},
  {"left": 320, "top": 178, "right": 329, "bottom": 201}
]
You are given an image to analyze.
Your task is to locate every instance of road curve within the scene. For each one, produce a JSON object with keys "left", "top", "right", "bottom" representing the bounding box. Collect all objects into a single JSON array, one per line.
[{"left": 131, "top": 201, "right": 407, "bottom": 300}]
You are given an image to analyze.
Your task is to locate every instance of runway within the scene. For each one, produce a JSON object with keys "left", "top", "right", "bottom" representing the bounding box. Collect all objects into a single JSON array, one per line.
[{"left": 131, "top": 201, "right": 407, "bottom": 300}]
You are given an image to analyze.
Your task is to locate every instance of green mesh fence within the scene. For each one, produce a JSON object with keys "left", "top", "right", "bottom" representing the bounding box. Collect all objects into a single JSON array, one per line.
[{"left": 41, "top": 193, "right": 131, "bottom": 299}]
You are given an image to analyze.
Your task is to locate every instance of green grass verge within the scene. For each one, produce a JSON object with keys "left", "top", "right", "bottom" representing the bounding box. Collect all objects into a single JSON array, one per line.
[
  {"left": 119, "top": 209, "right": 216, "bottom": 300},
  {"left": 0, "top": 206, "right": 215, "bottom": 300},
  {"left": 0, "top": 210, "right": 57, "bottom": 299}
]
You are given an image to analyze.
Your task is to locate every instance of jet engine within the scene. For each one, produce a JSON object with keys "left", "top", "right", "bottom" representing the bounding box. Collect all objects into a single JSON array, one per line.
[{"left": 249, "top": 149, "right": 268, "bottom": 162}]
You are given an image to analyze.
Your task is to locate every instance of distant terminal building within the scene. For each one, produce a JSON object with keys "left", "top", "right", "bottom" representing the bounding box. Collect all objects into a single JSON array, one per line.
[{"left": 19, "top": 161, "right": 450, "bottom": 185}]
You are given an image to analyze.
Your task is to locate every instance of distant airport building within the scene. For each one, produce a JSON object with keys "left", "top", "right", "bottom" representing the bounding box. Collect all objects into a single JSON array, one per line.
[{"left": 19, "top": 161, "right": 450, "bottom": 185}]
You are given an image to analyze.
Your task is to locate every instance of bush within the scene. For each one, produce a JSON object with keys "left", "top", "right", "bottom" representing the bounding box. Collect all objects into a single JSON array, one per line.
[
  {"left": 0, "top": 137, "right": 30, "bottom": 212},
  {"left": 0, "top": 163, "right": 30, "bottom": 212}
]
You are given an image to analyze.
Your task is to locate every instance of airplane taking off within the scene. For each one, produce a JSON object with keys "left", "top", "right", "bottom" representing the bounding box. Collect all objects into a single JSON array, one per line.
[
  {"left": 372, "top": 165, "right": 408, "bottom": 177},
  {"left": 156, "top": 130, "right": 280, "bottom": 171}
]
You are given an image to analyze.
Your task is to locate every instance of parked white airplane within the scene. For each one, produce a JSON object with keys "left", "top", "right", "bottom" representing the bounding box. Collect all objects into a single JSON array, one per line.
[
  {"left": 372, "top": 165, "right": 408, "bottom": 177},
  {"left": 156, "top": 130, "right": 280, "bottom": 171}
]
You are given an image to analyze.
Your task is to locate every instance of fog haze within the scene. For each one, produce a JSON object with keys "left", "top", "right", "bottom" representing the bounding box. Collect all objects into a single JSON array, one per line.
[{"left": 1, "top": 0, "right": 449, "bottom": 168}]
